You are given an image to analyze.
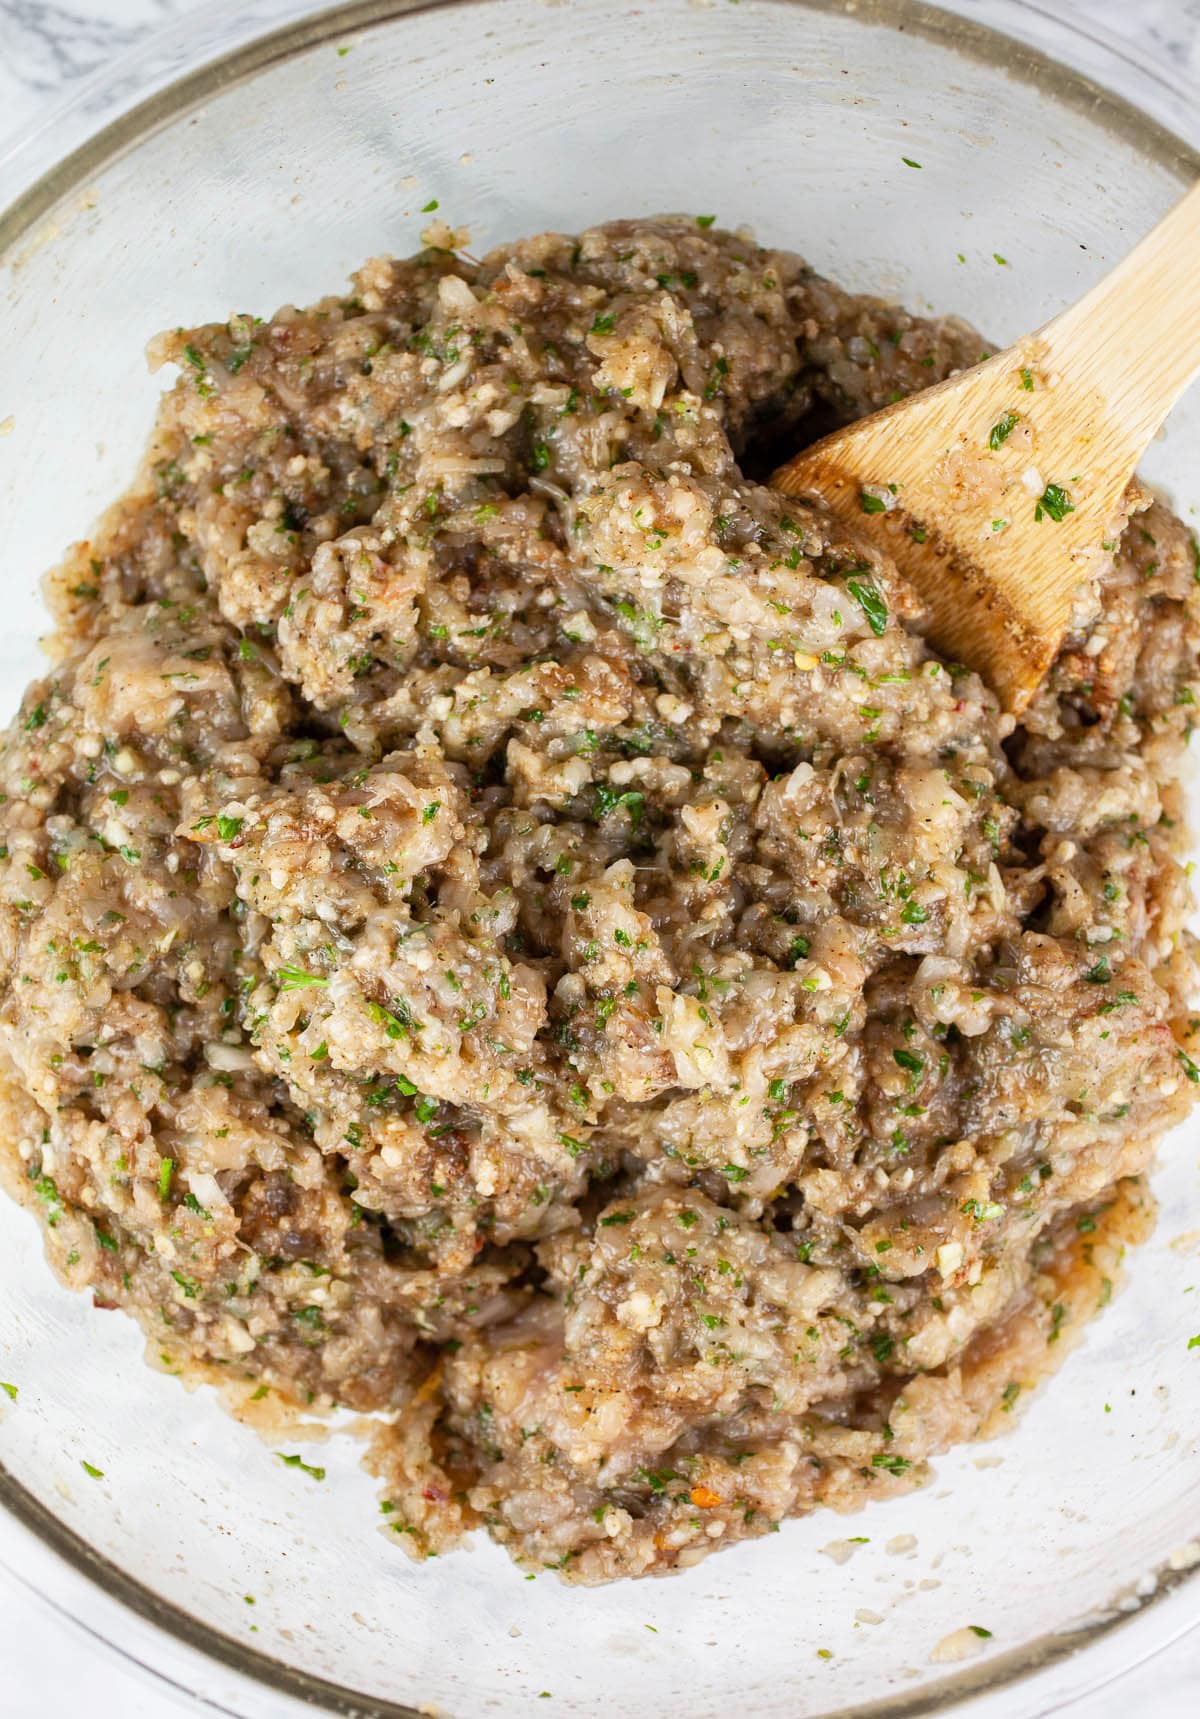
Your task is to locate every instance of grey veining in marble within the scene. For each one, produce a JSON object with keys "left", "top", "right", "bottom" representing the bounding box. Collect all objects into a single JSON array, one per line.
[
  {"left": 1080, "top": 0, "right": 1200, "bottom": 79},
  {"left": 0, "top": 0, "right": 182, "bottom": 102},
  {"left": 0, "top": 0, "right": 1196, "bottom": 150}
]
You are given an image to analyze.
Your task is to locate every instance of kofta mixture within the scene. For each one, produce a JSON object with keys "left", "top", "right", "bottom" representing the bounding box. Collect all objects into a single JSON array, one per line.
[{"left": 2, "top": 217, "right": 1198, "bottom": 1582}]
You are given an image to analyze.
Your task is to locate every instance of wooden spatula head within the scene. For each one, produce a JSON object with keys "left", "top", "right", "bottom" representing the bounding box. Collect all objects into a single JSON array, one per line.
[
  {"left": 773, "top": 181, "right": 1200, "bottom": 712},
  {"left": 773, "top": 342, "right": 1129, "bottom": 711}
]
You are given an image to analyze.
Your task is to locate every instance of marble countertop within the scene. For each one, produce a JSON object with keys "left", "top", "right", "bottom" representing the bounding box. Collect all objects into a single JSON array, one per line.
[
  {"left": 0, "top": 1, "right": 1197, "bottom": 1715},
  {"left": 0, "top": 0, "right": 1198, "bottom": 148}
]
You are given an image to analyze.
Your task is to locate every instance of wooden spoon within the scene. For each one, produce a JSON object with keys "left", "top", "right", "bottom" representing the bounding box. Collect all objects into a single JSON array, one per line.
[{"left": 772, "top": 181, "right": 1200, "bottom": 712}]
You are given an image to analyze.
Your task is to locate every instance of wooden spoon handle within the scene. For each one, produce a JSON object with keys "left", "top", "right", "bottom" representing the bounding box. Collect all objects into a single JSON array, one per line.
[{"left": 1045, "top": 179, "right": 1200, "bottom": 458}]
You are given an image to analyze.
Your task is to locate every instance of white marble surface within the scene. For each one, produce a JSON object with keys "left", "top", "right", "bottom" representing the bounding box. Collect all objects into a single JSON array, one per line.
[
  {"left": 0, "top": 0, "right": 1190, "bottom": 136},
  {"left": 0, "top": 0, "right": 1198, "bottom": 1715}
]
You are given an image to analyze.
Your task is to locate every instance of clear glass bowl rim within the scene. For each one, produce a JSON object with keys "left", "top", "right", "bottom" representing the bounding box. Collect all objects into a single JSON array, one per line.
[{"left": 1, "top": 2, "right": 1198, "bottom": 1716}]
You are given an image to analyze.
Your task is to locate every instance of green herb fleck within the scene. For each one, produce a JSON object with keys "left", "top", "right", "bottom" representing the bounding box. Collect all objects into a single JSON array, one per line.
[
  {"left": 871, "top": 1452, "right": 911, "bottom": 1475},
  {"left": 1035, "top": 483, "right": 1075, "bottom": 524},
  {"left": 846, "top": 577, "right": 888, "bottom": 635},
  {"left": 987, "top": 411, "right": 1018, "bottom": 450},
  {"left": 276, "top": 1451, "right": 326, "bottom": 1481},
  {"left": 276, "top": 966, "right": 328, "bottom": 991}
]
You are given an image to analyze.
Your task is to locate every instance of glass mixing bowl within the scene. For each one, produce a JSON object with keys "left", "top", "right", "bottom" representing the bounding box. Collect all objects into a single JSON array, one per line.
[{"left": 1, "top": 3, "right": 1199, "bottom": 1715}]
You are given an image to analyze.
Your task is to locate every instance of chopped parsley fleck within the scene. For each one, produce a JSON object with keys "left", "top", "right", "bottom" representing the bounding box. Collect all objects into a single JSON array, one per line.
[
  {"left": 987, "top": 411, "right": 1018, "bottom": 449},
  {"left": 276, "top": 1451, "right": 326, "bottom": 1481},
  {"left": 277, "top": 966, "right": 328, "bottom": 990},
  {"left": 32, "top": 1173, "right": 62, "bottom": 1227},
  {"left": 846, "top": 577, "right": 888, "bottom": 635},
  {"left": 1035, "top": 482, "right": 1075, "bottom": 523},
  {"left": 871, "top": 1452, "right": 911, "bottom": 1474}
]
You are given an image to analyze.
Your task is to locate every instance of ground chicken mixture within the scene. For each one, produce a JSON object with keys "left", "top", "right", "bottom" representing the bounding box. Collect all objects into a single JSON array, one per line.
[{"left": 2, "top": 217, "right": 1199, "bottom": 1583}]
